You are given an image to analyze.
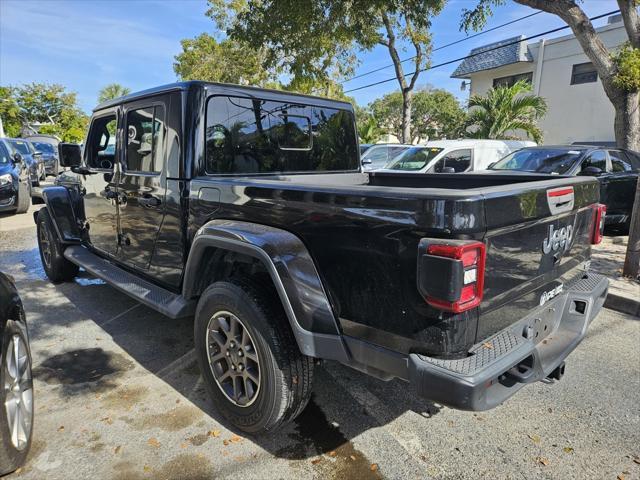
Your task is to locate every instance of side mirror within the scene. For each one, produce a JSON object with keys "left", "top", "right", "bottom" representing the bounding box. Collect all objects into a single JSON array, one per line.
[
  {"left": 579, "top": 166, "right": 603, "bottom": 176},
  {"left": 441, "top": 166, "right": 456, "bottom": 174},
  {"left": 361, "top": 159, "right": 372, "bottom": 165},
  {"left": 12, "top": 152, "right": 23, "bottom": 164},
  {"left": 58, "top": 143, "right": 82, "bottom": 167}
]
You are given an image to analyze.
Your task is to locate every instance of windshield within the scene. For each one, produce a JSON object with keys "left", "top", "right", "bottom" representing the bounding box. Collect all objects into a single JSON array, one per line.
[
  {"left": 491, "top": 148, "right": 584, "bottom": 174},
  {"left": 33, "top": 142, "right": 56, "bottom": 154},
  {"left": 386, "top": 147, "right": 444, "bottom": 171},
  {"left": 9, "top": 140, "right": 32, "bottom": 155}
]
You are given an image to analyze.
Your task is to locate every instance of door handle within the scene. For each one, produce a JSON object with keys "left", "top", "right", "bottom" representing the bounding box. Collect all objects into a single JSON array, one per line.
[{"left": 138, "top": 195, "right": 161, "bottom": 208}]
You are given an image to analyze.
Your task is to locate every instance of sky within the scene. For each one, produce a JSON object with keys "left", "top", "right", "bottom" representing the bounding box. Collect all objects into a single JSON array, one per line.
[{"left": 0, "top": 0, "right": 621, "bottom": 113}]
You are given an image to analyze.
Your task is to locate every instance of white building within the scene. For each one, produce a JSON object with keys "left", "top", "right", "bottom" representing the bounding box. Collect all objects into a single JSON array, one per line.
[{"left": 451, "top": 15, "right": 628, "bottom": 145}]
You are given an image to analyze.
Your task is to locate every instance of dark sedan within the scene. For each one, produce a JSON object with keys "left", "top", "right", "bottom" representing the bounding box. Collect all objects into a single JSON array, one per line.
[
  {"left": 0, "top": 271, "right": 34, "bottom": 475},
  {"left": 31, "top": 141, "right": 59, "bottom": 177},
  {"left": 491, "top": 145, "right": 640, "bottom": 231},
  {"left": 0, "top": 140, "right": 31, "bottom": 214},
  {"left": 2, "top": 138, "right": 45, "bottom": 186}
]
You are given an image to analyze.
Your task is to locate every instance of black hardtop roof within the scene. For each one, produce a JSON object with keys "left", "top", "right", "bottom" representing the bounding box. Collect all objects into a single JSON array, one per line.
[{"left": 93, "top": 80, "right": 353, "bottom": 112}]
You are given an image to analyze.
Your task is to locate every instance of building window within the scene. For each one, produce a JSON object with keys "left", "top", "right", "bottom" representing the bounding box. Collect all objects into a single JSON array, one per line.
[
  {"left": 571, "top": 62, "right": 598, "bottom": 85},
  {"left": 492, "top": 72, "right": 533, "bottom": 88}
]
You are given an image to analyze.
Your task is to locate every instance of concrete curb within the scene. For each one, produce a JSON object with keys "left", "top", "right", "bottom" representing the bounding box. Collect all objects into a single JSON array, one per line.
[{"left": 604, "top": 293, "right": 640, "bottom": 317}]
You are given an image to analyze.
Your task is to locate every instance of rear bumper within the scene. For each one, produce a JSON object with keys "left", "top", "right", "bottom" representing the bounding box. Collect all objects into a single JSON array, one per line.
[{"left": 408, "top": 273, "right": 608, "bottom": 411}]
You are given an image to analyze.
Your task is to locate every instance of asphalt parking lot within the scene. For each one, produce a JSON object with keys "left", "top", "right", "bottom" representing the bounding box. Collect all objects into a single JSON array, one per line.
[{"left": 1, "top": 205, "right": 639, "bottom": 480}]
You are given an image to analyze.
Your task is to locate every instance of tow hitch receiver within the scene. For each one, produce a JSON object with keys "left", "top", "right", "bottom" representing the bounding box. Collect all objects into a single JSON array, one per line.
[{"left": 547, "top": 362, "right": 566, "bottom": 381}]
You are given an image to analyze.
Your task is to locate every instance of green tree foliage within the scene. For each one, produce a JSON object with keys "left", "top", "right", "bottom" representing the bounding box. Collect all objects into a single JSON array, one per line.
[
  {"left": 206, "top": 0, "right": 445, "bottom": 143},
  {"left": 174, "top": 33, "right": 272, "bottom": 86},
  {"left": 612, "top": 42, "right": 640, "bottom": 91},
  {"left": 369, "top": 88, "right": 466, "bottom": 141},
  {"left": 357, "top": 114, "right": 385, "bottom": 144},
  {"left": 466, "top": 80, "right": 547, "bottom": 143},
  {"left": 98, "top": 83, "right": 131, "bottom": 104},
  {"left": 0, "top": 86, "right": 22, "bottom": 137},
  {"left": 1, "top": 83, "right": 88, "bottom": 142}
]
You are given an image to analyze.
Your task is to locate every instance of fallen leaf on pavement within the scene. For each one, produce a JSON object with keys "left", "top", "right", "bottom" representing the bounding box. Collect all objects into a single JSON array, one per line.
[
  {"left": 311, "top": 458, "right": 322, "bottom": 465},
  {"left": 143, "top": 465, "right": 152, "bottom": 473},
  {"left": 209, "top": 430, "right": 221, "bottom": 437},
  {"left": 147, "top": 437, "right": 160, "bottom": 448},
  {"left": 57, "top": 426, "right": 64, "bottom": 432},
  {"left": 180, "top": 442, "right": 188, "bottom": 449},
  {"left": 370, "top": 464, "right": 379, "bottom": 472},
  {"left": 563, "top": 447, "right": 574, "bottom": 454},
  {"left": 223, "top": 439, "right": 229, "bottom": 446},
  {"left": 536, "top": 457, "right": 549, "bottom": 466},
  {"left": 100, "top": 417, "right": 113, "bottom": 425},
  {"left": 230, "top": 435, "right": 242, "bottom": 443},
  {"left": 617, "top": 475, "right": 625, "bottom": 480},
  {"left": 528, "top": 434, "right": 541, "bottom": 444},
  {"left": 633, "top": 458, "right": 640, "bottom": 465},
  {"left": 114, "top": 445, "right": 122, "bottom": 455},
  {"left": 328, "top": 451, "right": 337, "bottom": 457},
  {"left": 350, "top": 455, "right": 356, "bottom": 461}
]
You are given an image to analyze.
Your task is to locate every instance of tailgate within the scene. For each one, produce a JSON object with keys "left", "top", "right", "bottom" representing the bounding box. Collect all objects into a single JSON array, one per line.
[{"left": 477, "top": 177, "right": 600, "bottom": 340}]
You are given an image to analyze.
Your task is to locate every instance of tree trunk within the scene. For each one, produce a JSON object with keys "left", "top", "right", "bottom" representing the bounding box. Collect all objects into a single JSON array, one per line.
[
  {"left": 623, "top": 176, "right": 640, "bottom": 278},
  {"left": 401, "top": 90, "right": 413, "bottom": 144},
  {"left": 612, "top": 89, "right": 640, "bottom": 151}
]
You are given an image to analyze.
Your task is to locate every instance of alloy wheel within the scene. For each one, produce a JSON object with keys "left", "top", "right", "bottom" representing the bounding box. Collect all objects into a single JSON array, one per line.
[
  {"left": 3, "top": 334, "right": 33, "bottom": 451},
  {"left": 39, "top": 224, "right": 52, "bottom": 268},
  {"left": 206, "top": 311, "right": 261, "bottom": 407}
]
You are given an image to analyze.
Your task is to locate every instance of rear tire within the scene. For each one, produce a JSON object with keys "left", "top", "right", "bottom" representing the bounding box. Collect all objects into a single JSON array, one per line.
[
  {"left": 36, "top": 209, "right": 79, "bottom": 283},
  {"left": 0, "top": 320, "right": 34, "bottom": 476},
  {"left": 14, "top": 182, "right": 30, "bottom": 215},
  {"left": 194, "top": 278, "right": 313, "bottom": 433}
]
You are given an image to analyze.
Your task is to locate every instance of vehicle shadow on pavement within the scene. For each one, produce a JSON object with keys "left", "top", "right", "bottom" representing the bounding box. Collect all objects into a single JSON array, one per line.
[{"left": 29, "top": 269, "right": 442, "bottom": 465}]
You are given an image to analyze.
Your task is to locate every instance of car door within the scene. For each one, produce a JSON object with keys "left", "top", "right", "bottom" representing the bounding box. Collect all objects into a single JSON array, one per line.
[
  {"left": 82, "top": 109, "right": 121, "bottom": 257},
  {"left": 577, "top": 149, "right": 609, "bottom": 204},
  {"left": 116, "top": 97, "right": 168, "bottom": 270},
  {"left": 607, "top": 149, "right": 637, "bottom": 224}
]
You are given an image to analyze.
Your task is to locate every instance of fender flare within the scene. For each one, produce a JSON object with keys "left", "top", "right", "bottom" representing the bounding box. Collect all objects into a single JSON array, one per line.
[
  {"left": 35, "top": 186, "right": 82, "bottom": 243},
  {"left": 183, "top": 219, "right": 349, "bottom": 362}
]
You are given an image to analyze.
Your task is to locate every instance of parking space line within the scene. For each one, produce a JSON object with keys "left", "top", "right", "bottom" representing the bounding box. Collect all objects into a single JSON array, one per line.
[
  {"left": 155, "top": 348, "right": 197, "bottom": 379},
  {"left": 99, "top": 303, "right": 140, "bottom": 328}
]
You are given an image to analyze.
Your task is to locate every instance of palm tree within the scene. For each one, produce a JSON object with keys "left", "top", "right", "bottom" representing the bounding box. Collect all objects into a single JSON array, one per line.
[
  {"left": 466, "top": 80, "right": 547, "bottom": 143},
  {"left": 98, "top": 83, "right": 131, "bottom": 104},
  {"left": 358, "top": 115, "right": 384, "bottom": 144}
]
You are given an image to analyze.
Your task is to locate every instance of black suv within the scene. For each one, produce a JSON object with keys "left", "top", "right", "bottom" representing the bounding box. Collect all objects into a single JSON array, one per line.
[{"left": 34, "top": 82, "right": 608, "bottom": 433}]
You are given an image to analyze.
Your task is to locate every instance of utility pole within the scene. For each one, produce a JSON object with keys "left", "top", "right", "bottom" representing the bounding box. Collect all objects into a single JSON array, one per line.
[{"left": 623, "top": 177, "right": 640, "bottom": 279}]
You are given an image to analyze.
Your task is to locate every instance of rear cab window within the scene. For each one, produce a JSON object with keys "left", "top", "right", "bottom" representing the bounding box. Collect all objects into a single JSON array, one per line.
[{"left": 205, "top": 96, "right": 358, "bottom": 174}]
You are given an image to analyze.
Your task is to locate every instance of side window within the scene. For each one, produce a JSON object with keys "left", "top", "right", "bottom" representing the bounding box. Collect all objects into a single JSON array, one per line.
[
  {"left": 125, "top": 105, "right": 165, "bottom": 173},
  {"left": 205, "top": 96, "right": 358, "bottom": 174},
  {"left": 622, "top": 151, "right": 640, "bottom": 171},
  {"left": 86, "top": 114, "right": 118, "bottom": 170},
  {"left": 433, "top": 149, "right": 472, "bottom": 173},
  {"left": 581, "top": 150, "right": 607, "bottom": 172},
  {"left": 608, "top": 150, "right": 633, "bottom": 173}
]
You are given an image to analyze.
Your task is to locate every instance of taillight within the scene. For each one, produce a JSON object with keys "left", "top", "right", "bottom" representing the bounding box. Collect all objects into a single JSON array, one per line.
[
  {"left": 591, "top": 203, "right": 606, "bottom": 244},
  {"left": 418, "top": 240, "right": 486, "bottom": 313}
]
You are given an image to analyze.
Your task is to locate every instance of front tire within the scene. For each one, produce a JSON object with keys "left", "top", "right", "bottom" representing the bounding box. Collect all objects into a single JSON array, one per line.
[
  {"left": 14, "top": 182, "right": 30, "bottom": 215},
  {"left": 194, "top": 278, "right": 313, "bottom": 433},
  {"left": 0, "top": 320, "right": 34, "bottom": 476},
  {"left": 36, "top": 209, "right": 79, "bottom": 283}
]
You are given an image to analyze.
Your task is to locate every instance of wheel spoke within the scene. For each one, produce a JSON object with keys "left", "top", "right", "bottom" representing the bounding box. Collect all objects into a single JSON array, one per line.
[
  {"left": 19, "top": 378, "right": 33, "bottom": 392},
  {"left": 208, "top": 330, "right": 226, "bottom": 349}
]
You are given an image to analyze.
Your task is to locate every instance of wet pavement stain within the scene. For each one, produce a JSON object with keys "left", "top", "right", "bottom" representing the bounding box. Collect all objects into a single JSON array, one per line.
[
  {"left": 33, "top": 348, "right": 134, "bottom": 394},
  {"left": 102, "top": 385, "right": 149, "bottom": 411},
  {"left": 123, "top": 405, "right": 203, "bottom": 432},
  {"left": 277, "top": 397, "right": 381, "bottom": 480},
  {"left": 187, "top": 433, "right": 210, "bottom": 446},
  {"left": 111, "top": 454, "right": 214, "bottom": 480}
]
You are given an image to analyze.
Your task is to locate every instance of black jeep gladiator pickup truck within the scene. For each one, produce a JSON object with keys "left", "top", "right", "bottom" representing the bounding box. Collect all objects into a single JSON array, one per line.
[{"left": 35, "top": 81, "right": 608, "bottom": 433}]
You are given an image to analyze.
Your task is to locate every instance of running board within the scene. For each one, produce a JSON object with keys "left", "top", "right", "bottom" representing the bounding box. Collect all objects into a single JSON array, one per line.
[{"left": 63, "top": 245, "right": 195, "bottom": 319}]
